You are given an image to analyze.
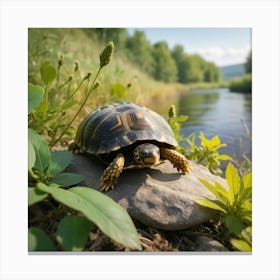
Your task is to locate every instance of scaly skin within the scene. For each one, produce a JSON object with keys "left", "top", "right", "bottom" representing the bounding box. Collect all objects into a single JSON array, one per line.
[
  {"left": 160, "top": 148, "right": 191, "bottom": 174},
  {"left": 100, "top": 154, "right": 125, "bottom": 191}
]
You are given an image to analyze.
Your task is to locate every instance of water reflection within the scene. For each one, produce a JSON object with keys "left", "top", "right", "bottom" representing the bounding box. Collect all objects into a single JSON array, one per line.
[{"left": 179, "top": 88, "right": 252, "bottom": 163}]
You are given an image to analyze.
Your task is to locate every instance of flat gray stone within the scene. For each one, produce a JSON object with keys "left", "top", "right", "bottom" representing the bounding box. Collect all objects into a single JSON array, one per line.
[{"left": 67, "top": 154, "right": 228, "bottom": 230}]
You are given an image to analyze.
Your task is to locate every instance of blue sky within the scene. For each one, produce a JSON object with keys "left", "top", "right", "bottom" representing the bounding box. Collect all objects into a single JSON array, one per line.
[{"left": 127, "top": 28, "right": 251, "bottom": 67}]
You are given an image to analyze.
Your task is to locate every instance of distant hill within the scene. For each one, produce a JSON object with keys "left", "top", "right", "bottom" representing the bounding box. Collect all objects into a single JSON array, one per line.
[{"left": 219, "top": 63, "right": 245, "bottom": 81}]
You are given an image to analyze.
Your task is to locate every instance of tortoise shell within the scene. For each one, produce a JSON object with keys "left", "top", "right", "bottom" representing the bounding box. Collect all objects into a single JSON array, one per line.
[{"left": 75, "top": 102, "right": 177, "bottom": 161}]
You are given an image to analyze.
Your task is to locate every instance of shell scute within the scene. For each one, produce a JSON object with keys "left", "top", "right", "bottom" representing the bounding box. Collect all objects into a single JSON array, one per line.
[{"left": 75, "top": 102, "right": 177, "bottom": 155}]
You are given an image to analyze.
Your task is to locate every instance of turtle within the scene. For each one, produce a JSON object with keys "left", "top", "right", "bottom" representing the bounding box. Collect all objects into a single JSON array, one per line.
[{"left": 72, "top": 102, "right": 190, "bottom": 191}]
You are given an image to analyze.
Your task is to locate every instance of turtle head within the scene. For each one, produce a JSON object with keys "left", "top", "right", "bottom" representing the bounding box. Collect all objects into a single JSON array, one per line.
[{"left": 133, "top": 143, "right": 160, "bottom": 165}]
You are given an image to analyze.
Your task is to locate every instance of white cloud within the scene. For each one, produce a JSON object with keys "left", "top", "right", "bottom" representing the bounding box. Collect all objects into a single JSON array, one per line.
[{"left": 188, "top": 45, "right": 251, "bottom": 66}]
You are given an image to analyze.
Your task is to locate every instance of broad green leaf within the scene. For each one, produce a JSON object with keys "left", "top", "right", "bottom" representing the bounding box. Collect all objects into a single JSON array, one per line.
[
  {"left": 28, "top": 83, "right": 44, "bottom": 113},
  {"left": 48, "top": 151, "right": 73, "bottom": 177},
  {"left": 230, "top": 238, "right": 252, "bottom": 252},
  {"left": 209, "top": 136, "right": 220, "bottom": 148},
  {"left": 37, "top": 183, "right": 142, "bottom": 250},
  {"left": 110, "top": 83, "right": 127, "bottom": 99},
  {"left": 28, "top": 139, "right": 36, "bottom": 170},
  {"left": 40, "top": 62, "right": 56, "bottom": 85},
  {"left": 195, "top": 198, "right": 227, "bottom": 213},
  {"left": 199, "top": 132, "right": 210, "bottom": 149},
  {"left": 28, "top": 187, "right": 48, "bottom": 206},
  {"left": 217, "top": 154, "right": 232, "bottom": 161},
  {"left": 242, "top": 173, "right": 252, "bottom": 189},
  {"left": 226, "top": 163, "right": 240, "bottom": 203},
  {"left": 198, "top": 179, "right": 228, "bottom": 205},
  {"left": 56, "top": 215, "right": 93, "bottom": 251},
  {"left": 224, "top": 215, "right": 244, "bottom": 235},
  {"left": 28, "top": 227, "right": 56, "bottom": 251},
  {"left": 28, "top": 128, "right": 50, "bottom": 172},
  {"left": 50, "top": 172, "right": 85, "bottom": 187}
]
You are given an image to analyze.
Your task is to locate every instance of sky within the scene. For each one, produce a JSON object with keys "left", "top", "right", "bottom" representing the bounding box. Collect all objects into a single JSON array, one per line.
[{"left": 127, "top": 28, "right": 251, "bottom": 67}]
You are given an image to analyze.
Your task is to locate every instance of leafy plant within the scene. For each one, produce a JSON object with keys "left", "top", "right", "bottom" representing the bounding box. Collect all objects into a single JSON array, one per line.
[
  {"left": 186, "top": 132, "right": 231, "bottom": 175},
  {"left": 167, "top": 105, "right": 231, "bottom": 175},
  {"left": 28, "top": 128, "right": 141, "bottom": 251},
  {"left": 196, "top": 162, "right": 252, "bottom": 251},
  {"left": 29, "top": 42, "right": 114, "bottom": 147}
]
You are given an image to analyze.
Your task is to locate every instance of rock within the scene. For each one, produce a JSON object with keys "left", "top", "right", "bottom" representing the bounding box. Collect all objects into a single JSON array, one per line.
[
  {"left": 67, "top": 154, "right": 228, "bottom": 230},
  {"left": 195, "top": 236, "right": 228, "bottom": 251}
]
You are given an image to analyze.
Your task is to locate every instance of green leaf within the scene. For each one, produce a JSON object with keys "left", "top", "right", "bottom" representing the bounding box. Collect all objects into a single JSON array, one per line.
[
  {"left": 110, "top": 83, "right": 127, "bottom": 99},
  {"left": 28, "top": 83, "right": 44, "bottom": 113},
  {"left": 50, "top": 172, "right": 85, "bottom": 187},
  {"left": 230, "top": 238, "right": 252, "bottom": 252},
  {"left": 48, "top": 151, "right": 73, "bottom": 177},
  {"left": 209, "top": 135, "right": 220, "bottom": 148},
  {"left": 195, "top": 198, "right": 227, "bottom": 213},
  {"left": 242, "top": 173, "right": 252, "bottom": 189},
  {"left": 56, "top": 215, "right": 93, "bottom": 251},
  {"left": 28, "top": 187, "right": 48, "bottom": 206},
  {"left": 224, "top": 215, "right": 244, "bottom": 235},
  {"left": 217, "top": 154, "right": 232, "bottom": 161},
  {"left": 37, "top": 183, "right": 142, "bottom": 250},
  {"left": 40, "top": 62, "right": 56, "bottom": 85},
  {"left": 28, "top": 227, "right": 56, "bottom": 251},
  {"left": 28, "top": 139, "right": 36, "bottom": 170},
  {"left": 198, "top": 179, "right": 228, "bottom": 205},
  {"left": 199, "top": 132, "right": 210, "bottom": 149},
  {"left": 28, "top": 128, "right": 50, "bottom": 172},
  {"left": 225, "top": 163, "right": 240, "bottom": 203}
]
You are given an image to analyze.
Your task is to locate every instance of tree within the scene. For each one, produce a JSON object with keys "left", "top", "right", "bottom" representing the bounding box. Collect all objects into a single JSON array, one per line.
[
  {"left": 245, "top": 49, "right": 252, "bottom": 73},
  {"left": 172, "top": 44, "right": 189, "bottom": 83},
  {"left": 152, "top": 41, "right": 178, "bottom": 83},
  {"left": 204, "top": 62, "right": 221, "bottom": 82},
  {"left": 126, "top": 31, "right": 155, "bottom": 75}
]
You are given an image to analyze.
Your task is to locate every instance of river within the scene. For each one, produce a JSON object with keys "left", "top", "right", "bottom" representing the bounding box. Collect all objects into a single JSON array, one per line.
[{"left": 151, "top": 88, "right": 252, "bottom": 165}]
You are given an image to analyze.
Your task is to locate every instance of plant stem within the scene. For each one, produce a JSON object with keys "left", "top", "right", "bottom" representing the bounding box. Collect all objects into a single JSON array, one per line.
[{"left": 49, "top": 67, "right": 102, "bottom": 148}]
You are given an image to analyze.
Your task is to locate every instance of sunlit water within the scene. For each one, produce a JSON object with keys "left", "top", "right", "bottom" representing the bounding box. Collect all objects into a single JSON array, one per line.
[{"left": 150, "top": 88, "right": 252, "bottom": 164}]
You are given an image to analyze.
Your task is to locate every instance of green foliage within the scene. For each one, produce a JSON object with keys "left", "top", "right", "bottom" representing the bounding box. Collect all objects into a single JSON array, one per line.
[
  {"left": 28, "top": 40, "right": 142, "bottom": 251},
  {"left": 28, "top": 83, "right": 44, "bottom": 114},
  {"left": 152, "top": 41, "right": 178, "bottom": 83},
  {"left": 167, "top": 105, "right": 230, "bottom": 174},
  {"left": 56, "top": 215, "right": 93, "bottom": 251},
  {"left": 229, "top": 73, "right": 252, "bottom": 93},
  {"left": 230, "top": 226, "right": 252, "bottom": 251},
  {"left": 186, "top": 132, "right": 231, "bottom": 175},
  {"left": 110, "top": 83, "right": 127, "bottom": 100},
  {"left": 196, "top": 163, "right": 252, "bottom": 251},
  {"left": 28, "top": 128, "right": 84, "bottom": 191},
  {"left": 28, "top": 227, "right": 56, "bottom": 251},
  {"left": 126, "top": 31, "right": 155, "bottom": 75},
  {"left": 37, "top": 183, "right": 142, "bottom": 250}
]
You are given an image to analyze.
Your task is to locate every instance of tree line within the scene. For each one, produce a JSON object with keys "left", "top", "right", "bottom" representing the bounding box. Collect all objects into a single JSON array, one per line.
[{"left": 84, "top": 28, "right": 221, "bottom": 84}]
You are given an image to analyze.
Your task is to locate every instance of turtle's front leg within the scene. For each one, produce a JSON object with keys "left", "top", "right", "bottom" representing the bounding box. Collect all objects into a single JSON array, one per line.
[
  {"left": 100, "top": 154, "right": 125, "bottom": 191},
  {"left": 160, "top": 148, "right": 191, "bottom": 174}
]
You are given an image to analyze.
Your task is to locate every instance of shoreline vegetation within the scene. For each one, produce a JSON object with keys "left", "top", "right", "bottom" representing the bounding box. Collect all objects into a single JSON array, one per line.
[{"left": 28, "top": 29, "right": 251, "bottom": 118}]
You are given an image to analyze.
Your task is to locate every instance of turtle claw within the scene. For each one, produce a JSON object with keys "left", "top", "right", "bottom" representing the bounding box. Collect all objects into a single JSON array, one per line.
[
  {"left": 160, "top": 148, "right": 191, "bottom": 174},
  {"left": 100, "top": 154, "right": 125, "bottom": 191}
]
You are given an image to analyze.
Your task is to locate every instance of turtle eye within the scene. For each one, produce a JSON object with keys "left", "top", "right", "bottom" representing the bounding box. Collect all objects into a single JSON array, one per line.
[{"left": 133, "top": 148, "right": 140, "bottom": 162}]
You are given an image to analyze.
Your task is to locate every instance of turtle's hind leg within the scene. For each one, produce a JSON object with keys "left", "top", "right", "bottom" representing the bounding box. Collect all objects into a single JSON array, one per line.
[
  {"left": 160, "top": 148, "right": 191, "bottom": 174},
  {"left": 100, "top": 154, "right": 125, "bottom": 191}
]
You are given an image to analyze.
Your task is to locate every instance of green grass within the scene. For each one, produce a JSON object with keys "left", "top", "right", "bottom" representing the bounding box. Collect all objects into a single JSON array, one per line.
[{"left": 228, "top": 74, "right": 252, "bottom": 93}]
